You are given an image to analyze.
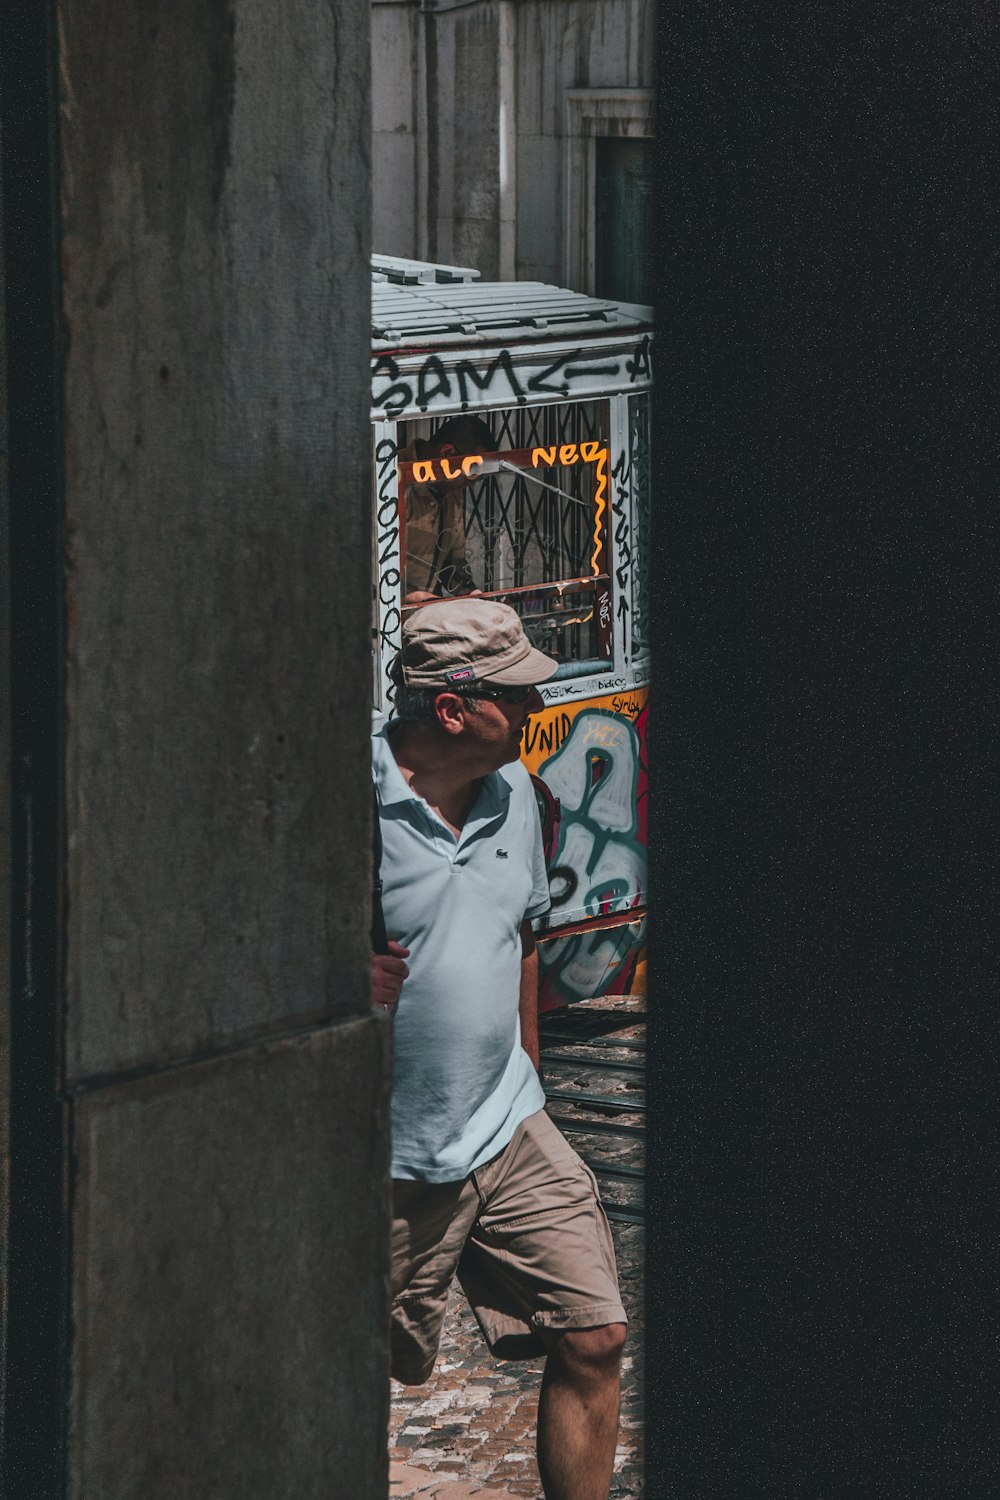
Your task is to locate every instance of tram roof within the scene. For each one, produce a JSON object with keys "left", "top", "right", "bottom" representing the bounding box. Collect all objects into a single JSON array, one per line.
[
  {"left": 371, "top": 252, "right": 481, "bottom": 285},
  {"left": 371, "top": 256, "right": 653, "bottom": 352}
]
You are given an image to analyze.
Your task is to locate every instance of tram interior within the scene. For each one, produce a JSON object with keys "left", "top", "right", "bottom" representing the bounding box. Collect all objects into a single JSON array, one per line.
[{"left": 399, "top": 399, "right": 612, "bottom": 676}]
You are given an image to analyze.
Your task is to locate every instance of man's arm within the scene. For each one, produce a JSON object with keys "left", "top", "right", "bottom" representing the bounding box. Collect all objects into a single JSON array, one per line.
[{"left": 519, "top": 918, "right": 540, "bottom": 1069}]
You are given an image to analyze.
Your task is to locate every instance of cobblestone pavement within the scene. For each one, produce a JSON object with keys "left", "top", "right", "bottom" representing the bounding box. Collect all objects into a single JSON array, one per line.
[{"left": 389, "top": 1001, "right": 645, "bottom": 1500}]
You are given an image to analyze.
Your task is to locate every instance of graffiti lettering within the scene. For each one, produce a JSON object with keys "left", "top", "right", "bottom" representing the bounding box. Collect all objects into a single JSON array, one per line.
[
  {"left": 377, "top": 529, "right": 398, "bottom": 568},
  {"left": 540, "top": 674, "right": 627, "bottom": 701},
  {"left": 532, "top": 704, "right": 649, "bottom": 1005},
  {"left": 455, "top": 349, "right": 526, "bottom": 409},
  {"left": 541, "top": 708, "right": 646, "bottom": 897},
  {"left": 522, "top": 352, "right": 571, "bottom": 398},
  {"left": 379, "top": 567, "right": 400, "bottom": 603},
  {"left": 523, "top": 711, "right": 573, "bottom": 759},
  {"left": 371, "top": 340, "right": 653, "bottom": 416},
  {"left": 539, "top": 916, "right": 647, "bottom": 1007},
  {"left": 547, "top": 866, "right": 578, "bottom": 907},
  {"left": 580, "top": 718, "right": 627, "bottom": 749},
  {"left": 375, "top": 435, "right": 402, "bottom": 650},
  {"left": 417, "top": 355, "right": 451, "bottom": 411},
  {"left": 626, "top": 335, "right": 652, "bottom": 383},
  {"left": 611, "top": 447, "right": 632, "bottom": 638},
  {"left": 563, "top": 363, "right": 619, "bottom": 380},
  {"left": 381, "top": 606, "right": 401, "bottom": 653},
  {"left": 372, "top": 355, "right": 413, "bottom": 415}
]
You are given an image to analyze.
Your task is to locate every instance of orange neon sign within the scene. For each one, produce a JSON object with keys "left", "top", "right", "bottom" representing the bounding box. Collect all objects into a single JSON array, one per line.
[
  {"left": 402, "top": 442, "right": 606, "bottom": 489},
  {"left": 398, "top": 442, "right": 610, "bottom": 585},
  {"left": 410, "top": 454, "right": 484, "bottom": 484}
]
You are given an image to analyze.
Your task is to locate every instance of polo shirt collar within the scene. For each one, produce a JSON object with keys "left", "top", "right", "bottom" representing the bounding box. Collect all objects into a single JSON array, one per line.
[
  {"left": 372, "top": 726, "right": 414, "bottom": 808},
  {"left": 372, "top": 725, "right": 512, "bottom": 824}
]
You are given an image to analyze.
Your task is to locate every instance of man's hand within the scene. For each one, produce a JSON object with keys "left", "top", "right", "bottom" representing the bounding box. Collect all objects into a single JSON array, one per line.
[{"left": 372, "top": 940, "right": 410, "bottom": 1015}]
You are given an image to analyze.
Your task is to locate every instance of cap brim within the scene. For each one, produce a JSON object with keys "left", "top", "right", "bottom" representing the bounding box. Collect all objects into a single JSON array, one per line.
[{"left": 482, "top": 643, "right": 559, "bottom": 685}]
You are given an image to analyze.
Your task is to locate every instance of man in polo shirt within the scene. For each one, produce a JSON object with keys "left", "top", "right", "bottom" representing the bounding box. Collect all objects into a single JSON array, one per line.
[{"left": 371, "top": 599, "right": 628, "bottom": 1500}]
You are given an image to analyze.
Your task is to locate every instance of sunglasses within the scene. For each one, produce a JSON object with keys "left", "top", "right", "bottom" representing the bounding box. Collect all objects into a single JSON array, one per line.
[{"left": 456, "top": 682, "right": 537, "bottom": 705}]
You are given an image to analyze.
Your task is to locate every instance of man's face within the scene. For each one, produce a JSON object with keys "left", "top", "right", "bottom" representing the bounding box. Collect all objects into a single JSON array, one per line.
[
  {"left": 461, "top": 687, "right": 548, "bottom": 768},
  {"left": 442, "top": 684, "right": 546, "bottom": 767}
]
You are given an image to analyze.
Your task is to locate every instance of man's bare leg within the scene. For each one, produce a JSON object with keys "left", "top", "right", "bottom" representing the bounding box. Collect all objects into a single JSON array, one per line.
[{"left": 536, "top": 1323, "right": 627, "bottom": 1500}]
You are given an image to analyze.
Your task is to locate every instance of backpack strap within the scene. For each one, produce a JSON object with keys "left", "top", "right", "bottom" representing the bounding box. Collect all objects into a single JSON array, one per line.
[{"left": 371, "top": 783, "right": 390, "bottom": 956}]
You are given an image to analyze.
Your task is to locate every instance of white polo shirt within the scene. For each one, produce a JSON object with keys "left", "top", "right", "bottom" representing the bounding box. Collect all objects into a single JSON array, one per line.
[{"left": 373, "top": 725, "right": 550, "bottom": 1182}]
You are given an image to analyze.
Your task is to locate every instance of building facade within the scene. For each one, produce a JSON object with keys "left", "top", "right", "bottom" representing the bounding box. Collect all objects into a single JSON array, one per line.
[{"left": 372, "top": 0, "right": 654, "bottom": 299}]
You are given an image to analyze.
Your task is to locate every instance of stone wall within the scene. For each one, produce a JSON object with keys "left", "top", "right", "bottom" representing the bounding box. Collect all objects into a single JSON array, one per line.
[{"left": 52, "top": 1, "right": 389, "bottom": 1493}]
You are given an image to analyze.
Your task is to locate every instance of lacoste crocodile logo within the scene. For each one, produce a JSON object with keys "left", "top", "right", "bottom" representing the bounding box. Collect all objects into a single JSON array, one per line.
[{"left": 495, "top": 849, "right": 508, "bottom": 859}]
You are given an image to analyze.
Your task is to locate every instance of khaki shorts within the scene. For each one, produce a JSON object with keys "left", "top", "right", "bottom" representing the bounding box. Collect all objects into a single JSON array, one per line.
[{"left": 390, "top": 1108, "right": 627, "bottom": 1385}]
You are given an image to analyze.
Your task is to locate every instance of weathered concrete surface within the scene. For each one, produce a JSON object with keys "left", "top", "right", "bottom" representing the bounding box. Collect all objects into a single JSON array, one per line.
[
  {"left": 58, "top": 0, "right": 373, "bottom": 1081},
  {"left": 70, "top": 1018, "right": 392, "bottom": 1500}
]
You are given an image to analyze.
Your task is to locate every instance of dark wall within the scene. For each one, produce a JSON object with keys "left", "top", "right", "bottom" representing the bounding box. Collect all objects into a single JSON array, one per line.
[
  {"left": 3, "top": 3, "right": 391, "bottom": 1495},
  {"left": 648, "top": 6, "right": 999, "bottom": 1497}
]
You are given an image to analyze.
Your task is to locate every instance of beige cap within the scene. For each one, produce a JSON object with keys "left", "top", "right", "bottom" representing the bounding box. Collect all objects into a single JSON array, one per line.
[{"left": 395, "top": 599, "right": 558, "bottom": 688}]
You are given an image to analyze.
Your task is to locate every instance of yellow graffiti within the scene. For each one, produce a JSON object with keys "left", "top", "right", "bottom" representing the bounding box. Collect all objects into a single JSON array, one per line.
[
  {"left": 520, "top": 687, "right": 649, "bottom": 775},
  {"left": 581, "top": 719, "right": 623, "bottom": 748}
]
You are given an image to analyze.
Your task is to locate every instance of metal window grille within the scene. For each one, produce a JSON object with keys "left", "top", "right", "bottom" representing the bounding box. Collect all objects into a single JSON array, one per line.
[{"left": 402, "top": 401, "right": 612, "bottom": 668}]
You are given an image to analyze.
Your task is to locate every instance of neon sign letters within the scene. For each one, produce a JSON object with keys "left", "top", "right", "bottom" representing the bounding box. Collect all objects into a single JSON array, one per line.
[{"left": 404, "top": 442, "right": 605, "bottom": 488}]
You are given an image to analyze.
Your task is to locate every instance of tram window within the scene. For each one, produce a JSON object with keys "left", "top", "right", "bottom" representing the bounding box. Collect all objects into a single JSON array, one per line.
[{"left": 397, "top": 401, "right": 614, "bottom": 677}]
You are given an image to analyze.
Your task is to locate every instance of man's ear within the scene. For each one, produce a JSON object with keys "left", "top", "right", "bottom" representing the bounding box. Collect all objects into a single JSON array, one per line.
[
  {"left": 438, "top": 442, "right": 458, "bottom": 458},
  {"left": 434, "top": 691, "right": 467, "bottom": 734}
]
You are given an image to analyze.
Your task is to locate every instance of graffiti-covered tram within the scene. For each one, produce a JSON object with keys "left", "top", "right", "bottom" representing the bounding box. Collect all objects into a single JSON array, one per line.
[{"left": 370, "top": 255, "right": 651, "bottom": 1010}]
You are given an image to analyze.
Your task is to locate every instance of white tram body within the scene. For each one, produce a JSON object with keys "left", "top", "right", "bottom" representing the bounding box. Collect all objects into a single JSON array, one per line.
[{"left": 370, "top": 256, "right": 652, "bottom": 1009}]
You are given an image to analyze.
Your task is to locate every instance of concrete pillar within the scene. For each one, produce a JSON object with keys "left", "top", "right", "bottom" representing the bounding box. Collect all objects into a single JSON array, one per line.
[{"left": 3, "top": 1, "right": 388, "bottom": 1495}]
